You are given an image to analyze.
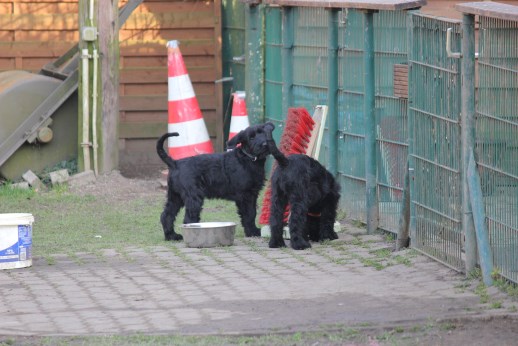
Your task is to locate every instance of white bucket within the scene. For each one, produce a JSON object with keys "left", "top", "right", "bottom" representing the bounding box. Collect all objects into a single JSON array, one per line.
[{"left": 0, "top": 213, "right": 34, "bottom": 270}]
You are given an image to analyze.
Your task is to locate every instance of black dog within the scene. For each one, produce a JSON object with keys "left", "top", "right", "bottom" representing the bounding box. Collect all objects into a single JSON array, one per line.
[
  {"left": 156, "top": 122, "right": 275, "bottom": 241},
  {"left": 266, "top": 132, "right": 340, "bottom": 250}
]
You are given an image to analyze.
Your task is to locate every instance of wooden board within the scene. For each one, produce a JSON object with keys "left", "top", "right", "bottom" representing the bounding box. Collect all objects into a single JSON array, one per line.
[
  {"left": 393, "top": 64, "right": 409, "bottom": 99},
  {"left": 307, "top": 105, "right": 328, "bottom": 160}
]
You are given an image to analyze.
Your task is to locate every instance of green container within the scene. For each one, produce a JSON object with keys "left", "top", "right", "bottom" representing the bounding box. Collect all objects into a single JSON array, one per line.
[{"left": 0, "top": 71, "right": 78, "bottom": 180}]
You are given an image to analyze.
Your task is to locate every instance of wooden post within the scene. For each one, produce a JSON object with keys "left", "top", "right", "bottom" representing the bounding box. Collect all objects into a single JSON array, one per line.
[{"left": 97, "top": 0, "right": 120, "bottom": 173}]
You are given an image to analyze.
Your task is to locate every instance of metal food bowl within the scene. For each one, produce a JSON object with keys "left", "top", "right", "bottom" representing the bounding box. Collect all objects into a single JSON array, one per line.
[{"left": 181, "top": 222, "right": 236, "bottom": 248}]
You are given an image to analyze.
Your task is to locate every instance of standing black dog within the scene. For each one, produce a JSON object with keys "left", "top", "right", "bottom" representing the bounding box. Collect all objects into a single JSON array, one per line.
[
  {"left": 266, "top": 131, "right": 340, "bottom": 250},
  {"left": 156, "top": 122, "right": 275, "bottom": 241}
]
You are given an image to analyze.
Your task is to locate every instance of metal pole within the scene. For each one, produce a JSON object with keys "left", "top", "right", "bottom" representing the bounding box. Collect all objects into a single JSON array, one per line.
[
  {"left": 282, "top": 6, "right": 294, "bottom": 118},
  {"left": 363, "top": 10, "right": 378, "bottom": 234},
  {"left": 245, "top": 4, "right": 265, "bottom": 124},
  {"left": 327, "top": 8, "right": 338, "bottom": 175},
  {"left": 468, "top": 151, "right": 493, "bottom": 286},
  {"left": 461, "top": 13, "right": 477, "bottom": 274},
  {"left": 407, "top": 11, "right": 417, "bottom": 241}
]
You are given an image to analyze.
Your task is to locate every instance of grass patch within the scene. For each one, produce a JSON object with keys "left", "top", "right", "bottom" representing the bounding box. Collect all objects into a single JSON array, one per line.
[
  {"left": 0, "top": 327, "right": 375, "bottom": 346},
  {"left": 0, "top": 184, "right": 245, "bottom": 259}
]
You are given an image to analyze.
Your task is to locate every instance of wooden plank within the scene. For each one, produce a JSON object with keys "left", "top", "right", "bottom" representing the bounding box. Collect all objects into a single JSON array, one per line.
[
  {"left": 14, "top": 2, "right": 78, "bottom": 14},
  {"left": 18, "top": 57, "right": 55, "bottom": 71},
  {"left": 393, "top": 64, "right": 408, "bottom": 99},
  {"left": 262, "top": 0, "right": 426, "bottom": 10},
  {"left": 456, "top": 2, "right": 518, "bottom": 21},
  {"left": 121, "top": 109, "right": 217, "bottom": 123},
  {"left": 0, "top": 14, "right": 78, "bottom": 30},
  {"left": 122, "top": 55, "right": 213, "bottom": 68},
  {"left": 122, "top": 83, "right": 215, "bottom": 95},
  {"left": 130, "top": 1, "right": 214, "bottom": 13},
  {"left": 121, "top": 111, "right": 167, "bottom": 123},
  {"left": 120, "top": 94, "right": 217, "bottom": 112},
  {"left": 120, "top": 28, "right": 214, "bottom": 42},
  {"left": 0, "top": 31, "right": 14, "bottom": 41},
  {"left": 120, "top": 116, "right": 219, "bottom": 139},
  {"left": 0, "top": 59, "right": 14, "bottom": 70},
  {"left": 0, "top": 42, "right": 75, "bottom": 57},
  {"left": 120, "top": 41, "right": 215, "bottom": 56},
  {"left": 120, "top": 67, "right": 216, "bottom": 83},
  {"left": 15, "top": 31, "right": 79, "bottom": 41},
  {"left": 122, "top": 12, "right": 215, "bottom": 30},
  {"left": 0, "top": 3, "right": 11, "bottom": 14},
  {"left": 307, "top": 105, "right": 328, "bottom": 160}
]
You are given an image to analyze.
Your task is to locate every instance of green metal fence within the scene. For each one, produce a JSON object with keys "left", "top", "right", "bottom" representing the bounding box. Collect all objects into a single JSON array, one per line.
[
  {"left": 374, "top": 11, "right": 408, "bottom": 232},
  {"left": 337, "top": 9, "right": 408, "bottom": 231},
  {"left": 475, "top": 15, "right": 518, "bottom": 283},
  {"left": 337, "top": 9, "right": 366, "bottom": 222},
  {"left": 264, "top": 6, "right": 283, "bottom": 144},
  {"left": 222, "top": 0, "right": 246, "bottom": 140},
  {"left": 229, "top": 0, "right": 518, "bottom": 284},
  {"left": 408, "top": 14, "right": 464, "bottom": 271}
]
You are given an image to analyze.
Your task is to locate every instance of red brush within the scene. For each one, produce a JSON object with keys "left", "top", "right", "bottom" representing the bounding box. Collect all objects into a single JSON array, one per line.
[{"left": 259, "top": 107, "right": 315, "bottom": 225}]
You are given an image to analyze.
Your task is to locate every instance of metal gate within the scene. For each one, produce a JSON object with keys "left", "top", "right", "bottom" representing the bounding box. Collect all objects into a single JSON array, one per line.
[
  {"left": 408, "top": 13, "right": 464, "bottom": 271},
  {"left": 475, "top": 15, "right": 518, "bottom": 283},
  {"left": 338, "top": 9, "right": 408, "bottom": 231}
]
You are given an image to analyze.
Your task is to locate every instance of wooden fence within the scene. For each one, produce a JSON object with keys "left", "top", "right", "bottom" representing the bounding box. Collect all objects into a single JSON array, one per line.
[{"left": 0, "top": 0, "right": 222, "bottom": 177}]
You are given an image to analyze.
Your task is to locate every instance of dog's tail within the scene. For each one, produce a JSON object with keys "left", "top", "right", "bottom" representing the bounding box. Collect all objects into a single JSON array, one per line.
[
  {"left": 266, "top": 131, "right": 289, "bottom": 167},
  {"left": 156, "top": 133, "right": 179, "bottom": 169}
]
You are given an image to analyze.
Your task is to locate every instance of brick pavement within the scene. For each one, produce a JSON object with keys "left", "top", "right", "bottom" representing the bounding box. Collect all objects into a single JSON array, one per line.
[{"left": 0, "top": 231, "right": 515, "bottom": 336}]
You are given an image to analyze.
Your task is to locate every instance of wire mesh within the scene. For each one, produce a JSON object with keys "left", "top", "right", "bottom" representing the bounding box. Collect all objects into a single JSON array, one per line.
[
  {"left": 222, "top": 0, "right": 246, "bottom": 90},
  {"left": 338, "top": 9, "right": 366, "bottom": 221},
  {"left": 292, "top": 7, "right": 329, "bottom": 164},
  {"left": 408, "top": 14, "right": 464, "bottom": 271},
  {"left": 264, "top": 6, "right": 284, "bottom": 144},
  {"left": 374, "top": 11, "right": 408, "bottom": 233},
  {"left": 475, "top": 16, "right": 518, "bottom": 283},
  {"left": 337, "top": 10, "right": 408, "bottom": 229}
]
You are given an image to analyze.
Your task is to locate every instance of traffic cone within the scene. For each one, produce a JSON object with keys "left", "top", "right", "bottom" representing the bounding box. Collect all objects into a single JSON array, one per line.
[
  {"left": 228, "top": 91, "right": 250, "bottom": 141},
  {"left": 167, "top": 40, "right": 214, "bottom": 159}
]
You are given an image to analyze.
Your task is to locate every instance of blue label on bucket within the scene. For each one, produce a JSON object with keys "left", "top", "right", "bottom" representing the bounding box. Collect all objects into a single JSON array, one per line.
[
  {"left": 18, "top": 225, "right": 32, "bottom": 261},
  {"left": 0, "top": 224, "right": 32, "bottom": 263},
  {"left": 0, "top": 242, "right": 19, "bottom": 262}
]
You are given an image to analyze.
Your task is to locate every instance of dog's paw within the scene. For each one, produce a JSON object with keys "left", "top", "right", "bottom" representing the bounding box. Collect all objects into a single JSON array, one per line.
[
  {"left": 290, "top": 236, "right": 312, "bottom": 250},
  {"left": 165, "top": 233, "right": 183, "bottom": 241},
  {"left": 269, "top": 238, "right": 287, "bottom": 248},
  {"left": 320, "top": 230, "right": 339, "bottom": 241},
  {"left": 245, "top": 227, "right": 261, "bottom": 237}
]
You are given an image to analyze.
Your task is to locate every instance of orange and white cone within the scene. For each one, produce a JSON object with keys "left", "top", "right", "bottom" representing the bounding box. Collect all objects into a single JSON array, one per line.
[
  {"left": 228, "top": 91, "right": 250, "bottom": 141},
  {"left": 167, "top": 40, "right": 214, "bottom": 159}
]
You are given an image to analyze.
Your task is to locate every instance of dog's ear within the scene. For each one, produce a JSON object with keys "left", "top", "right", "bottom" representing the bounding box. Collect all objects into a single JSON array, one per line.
[
  {"left": 263, "top": 122, "right": 275, "bottom": 133},
  {"left": 227, "top": 130, "right": 245, "bottom": 149}
]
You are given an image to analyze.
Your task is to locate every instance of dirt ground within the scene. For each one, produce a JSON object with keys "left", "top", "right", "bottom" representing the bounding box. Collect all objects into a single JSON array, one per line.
[{"left": 14, "top": 171, "right": 516, "bottom": 345}]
